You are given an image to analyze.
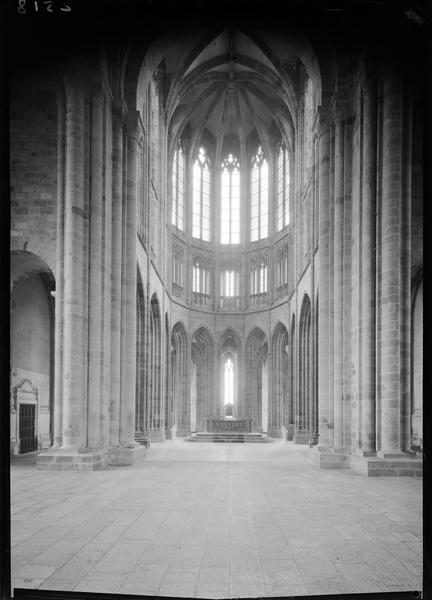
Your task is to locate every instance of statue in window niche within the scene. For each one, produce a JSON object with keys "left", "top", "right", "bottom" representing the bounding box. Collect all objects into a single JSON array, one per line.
[{"left": 225, "top": 402, "right": 233, "bottom": 417}]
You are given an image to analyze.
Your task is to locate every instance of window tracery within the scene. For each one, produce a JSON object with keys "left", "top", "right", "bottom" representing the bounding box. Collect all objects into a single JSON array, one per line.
[
  {"left": 277, "top": 143, "right": 290, "bottom": 231},
  {"left": 221, "top": 153, "right": 240, "bottom": 245},
  {"left": 171, "top": 141, "right": 184, "bottom": 231},
  {"left": 192, "top": 147, "right": 211, "bottom": 241},
  {"left": 250, "top": 146, "right": 268, "bottom": 241}
]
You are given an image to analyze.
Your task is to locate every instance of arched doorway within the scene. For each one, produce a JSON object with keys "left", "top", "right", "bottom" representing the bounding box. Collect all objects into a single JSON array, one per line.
[{"left": 10, "top": 251, "right": 55, "bottom": 455}]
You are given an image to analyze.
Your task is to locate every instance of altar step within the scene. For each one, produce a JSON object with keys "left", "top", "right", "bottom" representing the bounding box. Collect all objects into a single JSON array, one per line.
[{"left": 185, "top": 432, "right": 273, "bottom": 443}]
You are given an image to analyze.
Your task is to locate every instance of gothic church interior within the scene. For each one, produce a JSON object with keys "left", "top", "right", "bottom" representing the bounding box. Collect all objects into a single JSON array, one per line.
[{"left": 9, "top": 1, "right": 424, "bottom": 478}]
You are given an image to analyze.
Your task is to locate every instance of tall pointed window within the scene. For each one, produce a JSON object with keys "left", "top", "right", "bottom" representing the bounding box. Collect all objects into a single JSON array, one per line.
[
  {"left": 277, "top": 143, "right": 290, "bottom": 230},
  {"left": 221, "top": 270, "right": 238, "bottom": 297},
  {"left": 171, "top": 141, "right": 184, "bottom": 231},
  {"left": 250, "top": 146, "right": 268, "bottom": 241},
  {"left": 223, "top": 356, "right": 235, "bottom": 406},
  {"left": 192, "top": 147, "right": 211, "bottom": 241},
  {"left": 221, "top": 154, "right": 240, "bottom": 244}
]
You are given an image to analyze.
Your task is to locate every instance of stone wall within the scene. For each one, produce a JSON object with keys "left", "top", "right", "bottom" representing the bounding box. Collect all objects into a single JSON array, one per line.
[{"left": 10, "top": 79, "right": 58, "bottom": 274}]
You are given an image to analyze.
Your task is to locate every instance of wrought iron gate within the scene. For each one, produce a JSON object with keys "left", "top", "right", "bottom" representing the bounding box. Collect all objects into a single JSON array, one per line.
[{"left": 19, "top": 404, "right": 37, "bottom": 453}]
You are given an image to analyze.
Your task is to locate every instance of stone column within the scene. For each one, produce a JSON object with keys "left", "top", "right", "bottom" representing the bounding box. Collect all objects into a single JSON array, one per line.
[
  {"left": 109, "top": 104, "right": 124, "bottom": 447},
  {"left": 120, "top": 111, "right": 140, "bottom": 445},
  {"left": 109, "top": 111, "right": 145, "bottom": 464},
  {"left": 102, "top": 101, "right": 113, "bottom": 447},
  {"left": 360, "top": 74, "right": 378, "bottom": 455},
  {"left": 87, "top": 86, "right": 104, "bottom": 449},
  {"left": 333, "top": 105, "right": 346, "bottom": 450},
  {"left": 61, "top": 77, "right": 86, "bottom": 450},
  {"left": 316, "top": 108, "right": 331, "bottom": 449},
  {"left": 53, "top": 85, "right": 65, "bottom": 448},
  {"left": 379, "top": 66, "right": 405, "bottom": 457}
]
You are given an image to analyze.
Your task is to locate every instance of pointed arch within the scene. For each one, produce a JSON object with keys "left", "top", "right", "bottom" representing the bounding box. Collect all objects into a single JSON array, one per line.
[
  {"left": 135, "top": 268, "right": 147, "bottom": 436},
  {"left": 164, "top": 312, "right": 172, "bottom": 438},
  {"left": 219, "top": 327, "right": 241, "bottom": 351},
  {"left": 296, "top": 294, "right": 313, "bottom": 442},
  {"left": 270, "top": 322, "right": 289, "bottom": 437},
  {"left": 288, "top": 313, "right": 296, "bottom": 439},
  {"left": 148, "top": 293, "right": 163, "bottom": 440},
  {"left": 192, "top": 326, "right": 215, "bottom": 429},
  {"left": 411, "top": 275, "right": 422, "bottom": 449},
  {"left": 171, "top": 321, "right": 190, "bottom": 437},
  {"left": 10, "top": 250, "right": 55, "bottom": 454},
  {"left": 245, "top": 327, "right": 268, "bottom": 431}
]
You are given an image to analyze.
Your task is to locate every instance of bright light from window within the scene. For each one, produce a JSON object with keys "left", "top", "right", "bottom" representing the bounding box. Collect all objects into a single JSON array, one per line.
[
  {"left": 250, "top": 146, "right": 268, "bottom": 241},
  {"left": 221, "top": 154, "right": 240, "bottom": 244},
  {"left": 223, "top": 357, "right": 234, "bottom": 405},
  {"left": 193, "top": 147, "right": 211, "bottom": 241},
  {"left": 172, "top": 142, "right": 184, "bottom": 231},
  {"left": 277, "top": 144, "right": 290, "bottom": 231}
]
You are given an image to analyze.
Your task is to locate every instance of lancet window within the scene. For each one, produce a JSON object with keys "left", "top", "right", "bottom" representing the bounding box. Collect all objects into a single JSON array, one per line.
[
  {"left": 221, "top": 154, "right": 240, "bottom": 245},
  {"left": 192, "top": 147, "right": 211, "bottom": 241},
  {"left": 171, "top": 141, "right": 185, "bottom": 231},
  {"left": 250, "top": 146, "right": 268, "bottom": 241},
  {"left": 277, "top": 143, "right": 290, "bottom": 230}
]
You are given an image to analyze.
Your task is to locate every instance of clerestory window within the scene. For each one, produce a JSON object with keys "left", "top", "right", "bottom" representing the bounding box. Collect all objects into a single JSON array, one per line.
[
  {"left": 192, "top": 147, "right": 211, "bottom": 241},
  {"left": 220, "top": 154, "right": 240, "bottom": 245},
  {"left": 221, "top": 269, "right": 239, "bottom": 297},
  {"left": 277, "top": 143, "right": 290, "bottom": 231},
  {"left": 250, "top": 263, "right": 268, "bottom": 295},
  {"left": 192, "top": 263, "right": 210, "bottom": 295},
  {"left": 250, "top": 146, "right": 268, "bottom": 241},
  {"left": 171, "top": 141, "right": 184, "bottom": 231}
]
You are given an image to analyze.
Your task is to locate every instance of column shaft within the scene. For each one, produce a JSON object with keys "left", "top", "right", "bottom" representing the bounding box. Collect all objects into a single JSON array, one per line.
[
  {"left": 317, "top": 109, "right": 331, "bottom": 448},
  {"left": 361, "top": 78, "right": 377, "bottom": 454},
  {"left": 333, "top": 113, "right": 345, "bottom": 449},
  {"left": 380, "top": 69, "right": 404, "bottom": 454},
  {"left": 110, "top": 108, "right": 123, "bottom": 445},
  {"left": 87, "top": 89, "right": 104, "bottom": 449},
  {"left": 120, "top": 113, "right": 140, "bottom": 445},
  {"left": 102, "top": 101, "right": 113, "bottom": 447},
  {"left": 53, "top": 85, "right": 65, "bottom": 447},
  {"left": 62, "top": 80, "right": 86, "bottom": 449}
]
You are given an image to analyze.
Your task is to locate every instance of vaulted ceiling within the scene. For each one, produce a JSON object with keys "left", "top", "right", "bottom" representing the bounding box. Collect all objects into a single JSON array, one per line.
[{"left": 165, "top": 28, "right": 302, "bottom": 158}]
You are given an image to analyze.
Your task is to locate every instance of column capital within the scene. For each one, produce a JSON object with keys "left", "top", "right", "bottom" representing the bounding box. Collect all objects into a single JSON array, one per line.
[
  {"left": 89, "top": 80, "right": 106, "bottom": 101},
  {"left": 113, "top": 96, "right": 128, "bottom": 121},
  {"left": 331, "top": 95, "right": 350, "bottom": 125},
  {"left": 126, "top": 110, "right": 145, "bottom": 146},
  {"left": 313, "top": 106, "right": 331, "bottom": 136}
]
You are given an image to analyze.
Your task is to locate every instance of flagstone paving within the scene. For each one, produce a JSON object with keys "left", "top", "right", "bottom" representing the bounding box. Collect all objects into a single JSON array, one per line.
[{"left": 10, "top": 441, "right": 422, "bottom": 598}]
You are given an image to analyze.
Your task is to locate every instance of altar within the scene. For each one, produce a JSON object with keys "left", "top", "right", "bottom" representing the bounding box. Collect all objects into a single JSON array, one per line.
[{"left": 205, "top": 416, "right": 253, "bottom": 433}]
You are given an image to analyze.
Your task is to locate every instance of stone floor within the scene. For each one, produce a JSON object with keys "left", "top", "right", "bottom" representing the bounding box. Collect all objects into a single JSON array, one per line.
[{"left": 10, "top": 441, "right": 422, "bottom": 598}]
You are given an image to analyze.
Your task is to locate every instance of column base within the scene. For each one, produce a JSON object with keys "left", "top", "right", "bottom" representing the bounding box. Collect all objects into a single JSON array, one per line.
[
  {"left": 293, "top": 428, "right": 311, "bottom": 445},
  {"left": 268, "top": 428, "right": 284, "bottom": 439},
  {"left": 311, "top": 446, "right": 351, "bottom": 469},
  {"left": 148, "top": 428, "right": 166, "bottom": 443},
  {"left": 36, "top": 447, "right": 109, "bottom": 471},
  {"left": 108, "top": 444, "right": 146, "bottom": 466},
  {"left": 351, "top": 453, "right": 422, "bottom": 476},
  {"left": 175, "top": 427, "right": 191, "bottom": 438}
]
